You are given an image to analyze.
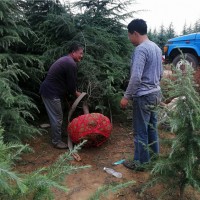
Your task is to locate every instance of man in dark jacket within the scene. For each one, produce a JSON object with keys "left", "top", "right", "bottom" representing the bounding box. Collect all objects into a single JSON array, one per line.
[{"left": 40, "top": 43, "right": 84, "bottom": 149}]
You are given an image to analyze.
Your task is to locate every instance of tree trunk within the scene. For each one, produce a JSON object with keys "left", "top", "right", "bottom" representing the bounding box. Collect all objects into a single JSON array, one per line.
[{"left": 179, "top": 183, "right": 185, "bottom": 200}]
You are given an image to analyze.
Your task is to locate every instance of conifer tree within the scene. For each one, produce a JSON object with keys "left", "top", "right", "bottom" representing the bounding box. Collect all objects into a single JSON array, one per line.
[
  {"left": 0, "top": 0, "right": 44, "bottom": 97},
  {"left": 193, "top": 19, "right": 200, "bottom": 32},
  {"left": 166, "top": 22, "right": 176, "bottom": 39},
  {"left": 148, "top": 29, "right": 155, "bottom": 42},
  {"left": 0, "top": 0, "right": 46, "bottom": 140},
  {"left": 182, "top": 22, "right": 188, "bottom": 35},
  {"left": 0, "top": 126, "right": 90, "bottom": 199},
  {"left": 148, "top": 28, "right": 158, "bottom": 45},
  {"left": 156, "top": 24, "right": 167, "bottom": 50},
  {"left": 143, "top": 59, "right": 200, "bottom": 200},
  {"left": 0, "top": 62, "right": 41, "bottom": 141},
  {"left": 20, "top": 0, "right": 68, "bottom": 55},
  {"left": 69, "top": 0, "right": 135, "bottom": 114},
  {"left": 182, "top": 19, "right": 200, "bottom": 34},
  {"left": 29, "top": 0, "right": 137, "bottom": 116},
  {"left": 186, "top": 24, "right": 193, "bottom": 34}
]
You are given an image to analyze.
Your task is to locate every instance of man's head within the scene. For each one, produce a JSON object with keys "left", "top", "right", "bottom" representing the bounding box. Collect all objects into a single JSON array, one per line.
[
  {"left": 127, "top": 19, "right": 148, "bottom": 46},
  {"left": 69, "top": 43, "right": 84, "bottom": 62}
]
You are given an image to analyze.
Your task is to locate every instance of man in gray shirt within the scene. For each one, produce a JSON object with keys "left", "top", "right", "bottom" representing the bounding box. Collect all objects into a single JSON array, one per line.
[{"left": 120, "top": 19, "right": 163, "bottom": 170}]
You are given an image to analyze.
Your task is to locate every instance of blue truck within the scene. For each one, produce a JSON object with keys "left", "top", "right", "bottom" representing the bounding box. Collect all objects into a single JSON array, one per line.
[{"left": 163, "top": 33, "right": 200, "bottom": 69}]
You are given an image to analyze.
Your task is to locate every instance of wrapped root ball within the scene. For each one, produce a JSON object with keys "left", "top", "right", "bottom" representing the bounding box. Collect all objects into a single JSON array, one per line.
[{"left": 67, "top": 113, "right": 112, "bottom": 147}]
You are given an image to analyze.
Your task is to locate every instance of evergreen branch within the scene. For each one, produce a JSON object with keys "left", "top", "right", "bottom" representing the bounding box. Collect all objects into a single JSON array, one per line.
[
  {"left": 0, "top": 165, "right": 27, "bottom": 194},
  {"left": 0, "top": 36, "right": 24, "bottom": 49}
]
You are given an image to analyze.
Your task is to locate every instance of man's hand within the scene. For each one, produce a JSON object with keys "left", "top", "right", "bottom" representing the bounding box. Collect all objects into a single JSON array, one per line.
[
  {"left": 120, "top": 97, "right": 129, "bottom": 109},
  {"left": 75, "top": 91, "right": 81, "bottom": 97}
]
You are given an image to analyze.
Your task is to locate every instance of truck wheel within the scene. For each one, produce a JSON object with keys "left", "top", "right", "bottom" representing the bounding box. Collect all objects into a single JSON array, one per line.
[{"left": 172, "top": 53, "right": 199, "bottom": 70}]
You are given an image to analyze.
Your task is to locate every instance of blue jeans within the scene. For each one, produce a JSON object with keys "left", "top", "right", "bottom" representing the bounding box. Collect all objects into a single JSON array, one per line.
[
  {"left": 42, "top": 96, "right": 63, "bottom": 145},
  {"left": 133, "top": 91, "right": 161, "bottom": 164}
]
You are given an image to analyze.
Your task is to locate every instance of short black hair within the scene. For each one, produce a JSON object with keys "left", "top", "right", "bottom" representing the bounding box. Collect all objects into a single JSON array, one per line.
[
  {"left": 127, "top": 19, "right": 147, "bottom": 35},
  {"left": 68, "top": 42, "right": 84, "bottom": 53}
]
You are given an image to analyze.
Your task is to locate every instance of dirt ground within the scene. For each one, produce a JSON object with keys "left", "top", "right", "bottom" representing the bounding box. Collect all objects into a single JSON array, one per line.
[{"left": 15, "top": 118, "right": 200, "bottom": 200}]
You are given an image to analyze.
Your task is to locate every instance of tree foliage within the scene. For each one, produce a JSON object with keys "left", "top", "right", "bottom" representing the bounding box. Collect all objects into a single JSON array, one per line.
[
  {"left": 0, "top": 127, "right": 90, "bottom": 200},
  {"left": 0, "top": 0, "right": 45, "bottom": 141},
  {"left": 182, "top": 19, "right": 200, "bottom": 35},
  {"left": 0, "top": 0, "right": 44, "bottom": 94},
  {"left": 67, "top": 0, "right": 134, "bottom": 114},
  {"left": 22, "top": 0, "right": 135, "bottom": 116},
  {"left": 0, "top": 63, "right": 41, "bottom": 141},
  {"left": 143, "top": 59, "right": 200, "bottom": 199}
]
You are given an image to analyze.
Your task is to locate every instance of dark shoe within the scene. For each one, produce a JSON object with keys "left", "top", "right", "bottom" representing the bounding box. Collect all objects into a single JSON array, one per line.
[
  {"left": 123, "top": 160, "right": 144, "bottom": 171},
  {"left": 54, "top": 141, "right": 68, "bottom": 149}
]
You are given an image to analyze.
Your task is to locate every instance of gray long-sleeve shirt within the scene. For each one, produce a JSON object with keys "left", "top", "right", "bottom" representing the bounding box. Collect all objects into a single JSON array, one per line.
[{"left": 124, "top": 40, "right": 163, "bottom": 99}]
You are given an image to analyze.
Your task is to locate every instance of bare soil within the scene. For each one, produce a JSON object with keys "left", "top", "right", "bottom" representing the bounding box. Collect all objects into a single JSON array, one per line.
[{"left": 15, "top": 119, "right": 200, "bottom": 200}]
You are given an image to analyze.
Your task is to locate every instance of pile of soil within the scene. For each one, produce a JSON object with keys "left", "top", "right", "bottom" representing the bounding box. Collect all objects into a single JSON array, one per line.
[{"left": 15, "top": 122, "right": 200, "bottom": 200}]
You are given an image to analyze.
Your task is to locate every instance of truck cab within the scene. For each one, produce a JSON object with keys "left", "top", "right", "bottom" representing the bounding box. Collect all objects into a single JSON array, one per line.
[{"left": 164, "top": 33, "right": 200, "bottom": 69}]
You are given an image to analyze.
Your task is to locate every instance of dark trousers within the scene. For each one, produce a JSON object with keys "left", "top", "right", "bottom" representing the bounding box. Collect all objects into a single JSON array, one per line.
[
  {"left": 42, "top": 96, "right": 63, "bottom": 145},
  {"left": 133, "top": 91, "right": 161, "bottom": 164}
]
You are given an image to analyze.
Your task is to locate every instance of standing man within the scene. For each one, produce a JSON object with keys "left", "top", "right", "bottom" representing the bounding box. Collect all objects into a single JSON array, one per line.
[
  {"left": 120, "top": 19, "right": 163, "bottom": 170},
  {"left": 40, "top": 43, "right": 84, "bottom": 149}
]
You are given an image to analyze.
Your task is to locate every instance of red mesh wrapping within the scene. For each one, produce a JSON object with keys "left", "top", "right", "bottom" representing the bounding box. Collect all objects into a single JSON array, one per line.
[{"left": 67, "top": 113, "right": 112, "bottom": 147}]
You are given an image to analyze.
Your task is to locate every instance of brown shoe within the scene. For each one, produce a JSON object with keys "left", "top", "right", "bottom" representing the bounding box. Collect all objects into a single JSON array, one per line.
[{"left": 54, "top": 141, "right": 68, "bottom": 149}]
